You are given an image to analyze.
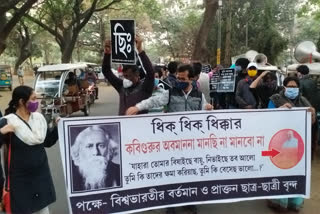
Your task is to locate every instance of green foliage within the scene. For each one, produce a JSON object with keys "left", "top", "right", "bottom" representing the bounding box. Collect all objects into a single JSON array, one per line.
[
  {"left": 251, "top": 0, "right": 288, "bottom": 64},
  {"left": 297, "top": 0, "right": 320, "bottom": 52}
]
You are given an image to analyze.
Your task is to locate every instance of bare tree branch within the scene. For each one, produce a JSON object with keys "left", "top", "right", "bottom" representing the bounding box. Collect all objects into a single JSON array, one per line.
[
  {"left": 24, "top": 13, "right": 64, "bottom": 44},
  {"left": 1, "top": 0, "right": 38, "bottom": 40},
  {"left": 95, "top": 0, "right": 122, "bottom": 12}
]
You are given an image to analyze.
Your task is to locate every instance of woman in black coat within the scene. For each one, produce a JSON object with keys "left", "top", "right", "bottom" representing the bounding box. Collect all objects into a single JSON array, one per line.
[{"left": 0, "top": 86, "right": 58, "bottom": 214}]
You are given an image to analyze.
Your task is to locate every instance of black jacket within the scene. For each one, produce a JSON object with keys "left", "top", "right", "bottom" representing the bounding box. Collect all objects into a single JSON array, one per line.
[
  {"left": 299, "top": 75, "right": 320, "bottom": 111},
  {"left": 102, "top": 51, "right": 154, "bottom": 115}
]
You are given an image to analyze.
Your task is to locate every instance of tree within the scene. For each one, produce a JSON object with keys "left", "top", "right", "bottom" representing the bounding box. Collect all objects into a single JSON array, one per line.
[
  {"left": 0, "top": 0, "right": 38, "bottom": 55},
  {"left": 25, "top": 0, "right": 121, "bottom": 63},
  {"left": 5, "top": 19, "right": 42, "bottom": 72},
  {"left": 252, "top": 0, "right": 288, "bottom": 64},
  {"left": 299, "top": 0, "right": 320, "bottom": 51},
  {"left": 223, "top": 0, "right": 232, "bottom": 66},
  {"left": 192, "top": 0, "right": 219, "bottom": 62}
]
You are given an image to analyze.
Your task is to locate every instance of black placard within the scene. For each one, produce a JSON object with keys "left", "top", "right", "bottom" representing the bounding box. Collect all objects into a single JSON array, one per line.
[
  {"left": 209, "top": 71, "right": 220, "bottom": 92},
  {"left": 210, "top": 68, "right": 236, "bottom": 93},
  {"left": 111, "top": 20, "right": 135, "bottom": 64}
]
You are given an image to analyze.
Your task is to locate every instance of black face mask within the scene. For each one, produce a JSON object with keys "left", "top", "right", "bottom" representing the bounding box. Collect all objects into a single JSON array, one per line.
[
  {"left": 263, "top": 80, "right": 277, "bottom": 89},
  {"left": 176, "top": 81, "right": 189, "bottom": 90}
]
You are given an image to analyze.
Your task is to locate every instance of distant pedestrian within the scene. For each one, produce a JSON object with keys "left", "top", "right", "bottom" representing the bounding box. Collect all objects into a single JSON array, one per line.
[
  {"left": 33, "top": 66, "right": 39, "bottom": 77},
  {"left": 17, "top": 66, "right": 24, "bottom": 86}
]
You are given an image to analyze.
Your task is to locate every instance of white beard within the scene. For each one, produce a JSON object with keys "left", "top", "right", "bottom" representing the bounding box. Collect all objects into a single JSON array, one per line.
[{"left": 78, "top": 156, "right": 108, "bottom": 190}]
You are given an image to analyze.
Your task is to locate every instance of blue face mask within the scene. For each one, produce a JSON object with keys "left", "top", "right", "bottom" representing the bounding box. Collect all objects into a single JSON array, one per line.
[
  {"left": 176, "top": 81, "right": 189, "bottom": 90},
  {"left": 235, "top": 65, "right": 242, "bottom": 72},
  {"left": 285, "top": 87, "right": 299, "bottom": 99},
  {"left": 154, "top": 78, "right": 159, "bottom": 87}
]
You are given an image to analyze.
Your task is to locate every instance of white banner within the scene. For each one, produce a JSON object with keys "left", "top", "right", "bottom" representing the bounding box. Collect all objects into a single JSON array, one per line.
[{"left": 58, "top": 108, "right": 311, "bottom": 214}]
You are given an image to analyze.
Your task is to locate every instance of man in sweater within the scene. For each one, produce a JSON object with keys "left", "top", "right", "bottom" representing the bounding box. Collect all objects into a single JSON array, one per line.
[
  {"left": 126, "top": 64, "right": 213, "bottom": 115},
  {"left": 102, "top": 37, "right": 154, "bottom": 115},
  {"left": 126, "top": 64, "right": 212, "bottom": 214}
]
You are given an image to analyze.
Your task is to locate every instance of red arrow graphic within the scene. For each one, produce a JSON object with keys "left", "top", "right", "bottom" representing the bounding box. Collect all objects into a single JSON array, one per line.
[{"left": 262, "top": 148, "right": 280, "bottom": 158}]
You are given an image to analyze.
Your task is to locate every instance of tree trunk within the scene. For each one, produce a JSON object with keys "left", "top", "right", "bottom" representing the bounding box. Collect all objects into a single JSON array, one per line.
[
  {"left": 223, "top": 0, "right": 232, "bottom": 66},
  {"left": 99, "top": 15, "right": 106, "bottom": 58},
  {"left": 29, "top": 56, "right": 33, "bottom": 68},
  {"left": 14, "top": 41, "right": 31, "bottom": 72},
  {"left": 192, "top": 0, "right": 219, "bottom": 62},
  {"left": 317, "top": 33, "right": 320, "bottom": 53},
  {"left": 77, "top": 41, "right": 81, "bottom": 62},
  {"left": 0, "top": 0, "right": 38, "bottom": 56},
  {"left": 60, "top": 29, "right": 76, "bottom": 63},
  {"left": 0, "top": 14, "right": 7, "bottom": 55},
  {"left": 44, "top": 47, "right": 50, "bottom": 64},
  {"left": 14, "top": 22, "right": 32, "bottom": 72}
]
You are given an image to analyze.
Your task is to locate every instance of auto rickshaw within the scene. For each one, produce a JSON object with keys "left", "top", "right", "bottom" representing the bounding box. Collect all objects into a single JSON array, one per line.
[
  {"left": 0, "top": 65, "right": 13, "bottom": 91},
  {"left": 34, "top": 64, "right": 91, "bottom": 125}
]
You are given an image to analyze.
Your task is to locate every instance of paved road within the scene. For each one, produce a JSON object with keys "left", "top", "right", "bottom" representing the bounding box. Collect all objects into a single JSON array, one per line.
[{"left": 0, "top": 75, "right": 319, "bottom": 214}]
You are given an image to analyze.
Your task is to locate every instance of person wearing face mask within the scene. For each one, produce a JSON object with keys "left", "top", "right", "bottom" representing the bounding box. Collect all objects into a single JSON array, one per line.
[
  {"left": 126, "top": 64, "right": 213, "bottom": 115},
  {"left": 126, "top": 64, "right": 212, "bottom": 214},
  {"left": 102, "top": 37, "right": 154, "bottom": 115},
  {"left": 250, "top": 70, "right": 283, "bottom": 108},
  {"left": 0, "top": 86, "right": 58, "bottom": 214},
  {"left": 146, "top": 71, "right": 166, "bottom": 113},
  {"left": 296, "top": 65, "right": 320, "bottom": 112},
  {"left": 267, "top": 76, "right": 316, "bottom": 212},
  {"left": 224, "top": 58, "right": 250, "bottom": 109},
  {"left": 235, "top": 62, "right": 258, "bottom": 109},
  {"left": 268, "top": 76, "right": 318, "bottom": 157}
]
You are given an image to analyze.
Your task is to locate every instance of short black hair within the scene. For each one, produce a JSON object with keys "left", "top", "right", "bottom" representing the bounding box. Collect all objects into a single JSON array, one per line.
[
  {"left": 167, "top": 61, "right": 179, "bottom": 74},
  {"left": 283, "top": 76, "right": 300, "bottom": 87},
  {"left": 154, "top": 65, "right": 163, "bottom": 79},
  {"left": 262, "top": 71, "right": 277, "bottom": 82},
  {"left": 123, "top": 65, "right": 139, "bottom": 74},
  {"left": 235, "top": 58, "right": 250, "bottom": 70},
  {"left": 192, "top": 62, "right": 202, "bottom": 76},
  {"left": 178, "top": 64, "right": 195, "bottom": 79},
  {"left": 297, "top": 65, "right": 309, "bottom": 75}
]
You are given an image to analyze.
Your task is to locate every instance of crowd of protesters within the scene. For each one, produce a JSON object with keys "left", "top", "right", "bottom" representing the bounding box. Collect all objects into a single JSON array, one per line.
[
  {"left": 101, "top": 38, "right": 319, "bottom": 214},
  {"left": 0, "top": 35, "right": 319, "bottom": 214}
]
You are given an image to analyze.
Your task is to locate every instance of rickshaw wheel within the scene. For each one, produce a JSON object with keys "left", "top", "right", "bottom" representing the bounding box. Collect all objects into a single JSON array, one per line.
[{"left": 9, "top": 85, "right": 12, "bottom": 91}]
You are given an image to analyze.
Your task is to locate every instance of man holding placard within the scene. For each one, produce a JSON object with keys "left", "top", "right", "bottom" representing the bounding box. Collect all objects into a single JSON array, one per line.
[{"left": 102, "top": 22, "right": 154, "bottom": 115}]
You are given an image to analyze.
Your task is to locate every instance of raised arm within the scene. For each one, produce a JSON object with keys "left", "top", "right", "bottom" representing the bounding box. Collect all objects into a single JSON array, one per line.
[
  {"left": 102, "top": 40, "right": 123, "bottom": 92},
  {"left": 136, "top": 37, "right": 154, "bottom": 94},
  {"left": 250, "top": 71, "right": 269, "bottom": 89}
]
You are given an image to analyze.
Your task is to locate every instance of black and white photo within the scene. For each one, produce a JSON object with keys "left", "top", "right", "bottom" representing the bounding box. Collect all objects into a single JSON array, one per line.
[{"left": 69, "top": 124, "right": 122, "bottom": 192}]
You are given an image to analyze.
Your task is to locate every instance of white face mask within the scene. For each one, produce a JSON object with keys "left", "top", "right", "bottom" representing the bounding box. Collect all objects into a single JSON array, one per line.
[{"left": 123, "top": 78, "right": 133, "bottom": 88}]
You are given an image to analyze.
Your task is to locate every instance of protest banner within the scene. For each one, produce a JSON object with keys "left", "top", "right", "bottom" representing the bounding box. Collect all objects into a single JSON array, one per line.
[
  {"left": 210, "top": 68, "right": 236, "bottom": 93},
  {"left": 111, "top": 20, "right": 135, "bottom": 64},
  {"left": 58, "top": 108, "right": 311, "bottom": 214}
]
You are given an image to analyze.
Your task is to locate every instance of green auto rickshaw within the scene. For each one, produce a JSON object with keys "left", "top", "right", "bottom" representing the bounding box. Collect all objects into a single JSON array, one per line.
[{"left": 0, "top": 65, "right": 12, "bottom": 91}]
